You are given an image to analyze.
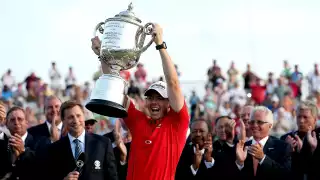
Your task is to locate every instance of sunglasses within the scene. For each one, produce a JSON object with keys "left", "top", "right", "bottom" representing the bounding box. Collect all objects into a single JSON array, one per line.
[{"left": 248, "top": 120, "right": 269, "bottom": 126}]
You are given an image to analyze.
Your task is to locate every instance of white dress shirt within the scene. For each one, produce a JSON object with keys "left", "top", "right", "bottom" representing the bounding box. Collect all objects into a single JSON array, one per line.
[
  {"left": 236, "top": 136, "right": 269, "bottom": 170},
  {"left": 0, "top": 126, "right": 10, "bottom": 140},
  {"left": 190, "top": 146, "right": 215, "bottom": 176},
  {"left": 46, "top": 121, "right": 63, "bottom": 136},
  {"left": 0, "top": 132, "right": 4, "bottom": 140},
  {"left": 68, "top": 130, "right": 85, "bottom": 159},
  {"left": 21, "top": 132, "right": 28, "bottom": 143}
]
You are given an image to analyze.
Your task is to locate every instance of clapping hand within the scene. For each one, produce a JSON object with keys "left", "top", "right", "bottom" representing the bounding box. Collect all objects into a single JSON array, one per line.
[
  {"left": 226, "top": 119, "right": 236, "bottom": 144},
  {"left": 50, "top": 114, "right": 60, "bottom": 142},
  {"left": 285, "top": 134, "right": 303, "bottom": 152},
  {"left": 193, "top": 144, "right": 202, "bottom": 170},
  {"left": 248, "top": 143, "right": 265, "bottom": 161},
  {"left": 236, "top": 140, "right": 248, "bottom": 165},
  {"left": 115, "top": 132, "right": 127, "bottom": 163},
  {"left": 306, "top": 126, "right": 318, "bottom": 153},
  {"left": 239, "top": 118, "right": 246, "bottom": 141},
  {"left": 9, "top": 134, "right": 25, "bottom": 158},
  {"left": 204, "top": 134, "right": 213, "bottom": 162}
]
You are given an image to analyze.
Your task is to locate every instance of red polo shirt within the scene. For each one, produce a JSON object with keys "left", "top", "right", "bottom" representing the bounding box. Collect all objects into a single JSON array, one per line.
[{"left": 124, "top": 101, "right": 189, "bottom": 180}]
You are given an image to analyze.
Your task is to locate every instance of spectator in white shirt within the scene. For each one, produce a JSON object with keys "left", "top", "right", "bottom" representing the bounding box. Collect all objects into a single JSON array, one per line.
[
  {"left": 1, "top": 69, "right": 15, "bottom": 89},
  {"left": 65, "top": 66, "right": 76, "bottom": 97},
  {"left": 49, "top": 62, "right": 61, "bottom": 95},
  {"left": 229, "top": 82, "right": 247, "bottom": 106}
]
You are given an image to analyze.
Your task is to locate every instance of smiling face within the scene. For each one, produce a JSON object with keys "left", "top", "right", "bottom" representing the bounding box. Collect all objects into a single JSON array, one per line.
[
  {"left": 63, "top": 105, "right": 85, "bottom": 137},
  {"left": 241, "top": 106, "right": 253, "bottom": 131},
  {"left": 191, "top": 121, "right": 209, "bottom": 148},
  {"left": 215, "top": 117, "right": 230, "bottom": 141},
  {"left": 45, "top": 96, "right": 61, "bottom": 124},
  {"left": 249, "top": 110, "right": 272, "bottom": 140},
  {"left": 145, "top": 90, "right": 169, "bottom": 120}
]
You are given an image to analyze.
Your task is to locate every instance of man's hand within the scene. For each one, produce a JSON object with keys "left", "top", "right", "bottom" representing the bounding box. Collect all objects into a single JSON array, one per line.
[
  {"left": 204, "top": 134, "right": 213, "bottom": 162},
  {"left": 248, "top": 143, "right": 265, "bottom": 161},
  {"left": 63, "top": 171, "right": 79, "bottom": 180},
  {"left": 91, "top": 36, "right": 101, "bottom": 56},
  {"left": 9, "top": 134, "right": 25, "bottom": 158},
  {"left": 306, "top": 126, "right": 318, "bottom": 153},
  {"left": 61, "top": 124, "right": 69, "bottom": 137},
  {"left": 226, "top": 119, "right": 236, "bottom": 144},
  {"left": 286, "top": 135, "right": 299, "bottom": 152},
  {"left": 115, "top": 132, "right": 127, "bottom": 163},
  {"left": 118, "top": 141, "right": 127, "bottom": 163},
  {"left": 239, "top": 118, "right": 246, "bottom": 141},
  {"left": 193, "top": 144, "right": 202, "bottom": 170},
  {"left": 236, "top": 140, "right": 247, "bottom": 165},
  {"left": 50, "top": 115, "right": 60, "bottom": 142},
  {"left": 152, "top": 24, "right": 163, "bottom": 45}
]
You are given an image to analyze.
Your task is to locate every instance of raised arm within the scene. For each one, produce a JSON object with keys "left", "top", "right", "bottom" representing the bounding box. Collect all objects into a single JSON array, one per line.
[{"left": 153, "top": 24, "right": 184, "bottom": 112}]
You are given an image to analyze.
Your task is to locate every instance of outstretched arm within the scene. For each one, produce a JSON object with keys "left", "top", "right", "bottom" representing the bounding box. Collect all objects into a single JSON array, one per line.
[{"left": 153, "top": 24, "right": 184, "bottom": 112}]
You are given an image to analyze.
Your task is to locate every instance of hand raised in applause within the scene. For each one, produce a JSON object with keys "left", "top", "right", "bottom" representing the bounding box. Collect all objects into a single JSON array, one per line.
[
  {"left": 236, "top": 140, "right": 248, "bottom": 166},
  {"left": 193, "top": 144, "right": 203, "bottom": 170},
  {"left": 306, "top": 126, "right": 318, "bottom": 153},
  {"left": 9, "top": 134, "right": 25, "bottom": 158},
  {"left": 203, "top": 134, "right": 213, "bottom": 162}
]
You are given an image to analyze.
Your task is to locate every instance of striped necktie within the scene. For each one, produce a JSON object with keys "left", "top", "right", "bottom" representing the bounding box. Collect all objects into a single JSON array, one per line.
[{"left": 73, "top": 139, "right": 82, "bottom": 160}]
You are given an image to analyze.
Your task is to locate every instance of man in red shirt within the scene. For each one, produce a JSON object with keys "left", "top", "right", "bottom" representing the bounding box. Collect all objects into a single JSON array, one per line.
[{"left": 91, "top": 24, "right": 189, "bottom": 180}]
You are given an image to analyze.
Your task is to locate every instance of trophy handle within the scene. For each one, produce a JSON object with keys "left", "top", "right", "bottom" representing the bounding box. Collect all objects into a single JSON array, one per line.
[
  {"left": 138, "top": 22, "right": 155, "bottom": 53},
  {"left": 93, "top": 22, "right": 105, "bottom": 37}
]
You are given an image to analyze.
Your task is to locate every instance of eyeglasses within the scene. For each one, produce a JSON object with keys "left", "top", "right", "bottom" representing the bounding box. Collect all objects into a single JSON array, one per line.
[{"left": 248, "top": 120, "right": 269, "bottom": 126}]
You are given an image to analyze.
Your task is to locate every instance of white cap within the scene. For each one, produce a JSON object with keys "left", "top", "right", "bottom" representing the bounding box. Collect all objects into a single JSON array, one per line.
[
  {"left": 144, "top": 81, "right": 168, "bottom": 98},
  {"left": 271, "top": 95, "right": 279, "bottom": 102}
]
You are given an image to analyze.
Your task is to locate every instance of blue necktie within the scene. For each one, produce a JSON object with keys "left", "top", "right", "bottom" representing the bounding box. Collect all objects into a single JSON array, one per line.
[{"left": 73, "top": 139, "right": 82, "bottom": 160}]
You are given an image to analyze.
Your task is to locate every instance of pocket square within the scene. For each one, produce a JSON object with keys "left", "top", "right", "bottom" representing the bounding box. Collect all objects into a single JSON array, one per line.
[{"left": 268, "top": 147, "right": 274, "bottom": 150}]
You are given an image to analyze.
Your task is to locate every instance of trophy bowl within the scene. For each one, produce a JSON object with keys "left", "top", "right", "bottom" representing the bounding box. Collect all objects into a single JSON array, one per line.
[{"left": 85, "top": 3, "right": 154, "bottom": 117}]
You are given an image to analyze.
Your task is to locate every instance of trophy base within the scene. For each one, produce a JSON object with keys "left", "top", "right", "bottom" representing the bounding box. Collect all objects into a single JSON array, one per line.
[
  {"left": 86, "top": 74, "right": 128, "bottom": 118},
  {"left": 86, "top": 99, "right": 128, "bottom": 118}
]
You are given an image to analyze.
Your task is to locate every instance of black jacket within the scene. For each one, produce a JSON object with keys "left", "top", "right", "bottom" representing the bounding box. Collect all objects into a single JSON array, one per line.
[{"left": 43, "top": 132, "right": 118, "bottom": 180}]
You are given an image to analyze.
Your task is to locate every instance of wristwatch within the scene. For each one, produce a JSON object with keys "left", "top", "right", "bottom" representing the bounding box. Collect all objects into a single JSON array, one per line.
[{"left": 156, "top": 42, "right": 167, "bottom": 50}]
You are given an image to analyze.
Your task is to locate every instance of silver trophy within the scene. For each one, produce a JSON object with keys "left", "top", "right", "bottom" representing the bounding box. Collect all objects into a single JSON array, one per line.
[{"left": 86, "top": 3, "right": 154, "bottom": 117}]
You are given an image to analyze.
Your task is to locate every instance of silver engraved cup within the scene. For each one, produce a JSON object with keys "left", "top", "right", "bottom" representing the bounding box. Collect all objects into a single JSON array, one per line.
[{"left": 86, "top": 3, "right": 154, "bottom": 117}]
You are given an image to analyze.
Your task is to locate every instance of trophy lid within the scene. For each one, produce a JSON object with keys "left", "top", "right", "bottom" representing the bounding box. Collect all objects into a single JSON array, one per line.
[{"left": 115, "top": 3, "right": 142, "bottom": 23}]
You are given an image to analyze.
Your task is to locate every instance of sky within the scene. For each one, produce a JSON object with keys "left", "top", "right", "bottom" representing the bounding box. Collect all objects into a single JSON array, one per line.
[{"left": 1, "top": 0, "right": 320, "bottom": 96}]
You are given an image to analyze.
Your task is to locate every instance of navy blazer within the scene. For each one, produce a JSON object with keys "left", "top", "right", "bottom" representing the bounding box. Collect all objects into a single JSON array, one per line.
[
  {"left": 28, "top": 123, "right": 50, "bottom": 140},
  {"left": 43, "top": 132, "right": 118, "bottom": 180},
  {"left": 234, "top": 136, "right": 292, "bottom": 180},
  {"left": 0, "top": 133, "right": 37, "bottom": 180}
]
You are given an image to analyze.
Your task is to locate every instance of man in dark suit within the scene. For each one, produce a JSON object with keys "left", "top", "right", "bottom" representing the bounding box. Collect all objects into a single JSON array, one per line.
[
  {"left": 309, "top": 127, "right": 320, "bottom": 180},
  {"left": 211, "top": 116, "right": 241, "bottom": 179},
  {"left": 104, "top": 121, "right": 131, "bottom": 180},
  {"left": 234, "top": 106, "right": 291, "bottom": 180},
  {"left": 0, "top": 106, "right": 36, "bottom": 180},
  {"left": 281, "top": 101, "right": 319, "bottom": 180},
  {"left": 175, "top": 119, "right": 214, "bottom": 180},
  {"left": 43, "top": 100, "right": 118, "bottom": 180},
  {"left": 28, "top": 95, "right": 63, "bottom": 143}
]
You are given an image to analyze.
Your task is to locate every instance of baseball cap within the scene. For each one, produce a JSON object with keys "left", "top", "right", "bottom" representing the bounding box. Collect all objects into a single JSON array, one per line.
[
  {"left": 144, "top": 81, "right": 168, "bottom": 98},
  {"left": 85, "top": 118, "right": 97, "bottom": 125}
]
